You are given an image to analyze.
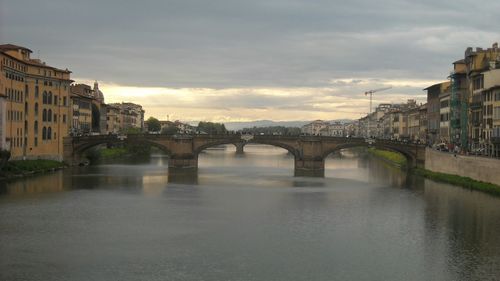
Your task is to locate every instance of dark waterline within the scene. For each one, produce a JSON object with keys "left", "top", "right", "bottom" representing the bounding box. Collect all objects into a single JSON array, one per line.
[{"left": 1, "top": 145, "right": 500, "bottom": 281}]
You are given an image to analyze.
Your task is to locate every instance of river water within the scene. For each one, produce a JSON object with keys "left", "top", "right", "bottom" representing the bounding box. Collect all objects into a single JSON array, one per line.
[{"left": 1, "top": 145, "right": 500, "bottom": 281}]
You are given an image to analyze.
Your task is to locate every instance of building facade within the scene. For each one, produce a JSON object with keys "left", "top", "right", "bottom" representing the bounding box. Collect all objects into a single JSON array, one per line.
[
  {"left": 106, "top": 102, "right": 145, "bottom": 133},
  {"left": 0, "top": 44, "right": 72, "bottom": 160},
  {"left": 70, "top": 82, "right": 106, "bottom": 136}
]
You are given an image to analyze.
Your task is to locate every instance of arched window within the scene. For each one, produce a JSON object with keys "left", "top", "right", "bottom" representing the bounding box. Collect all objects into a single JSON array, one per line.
[
  {"left": 35, "top": 85, "right": 39, "bottom": 99},
  {"left": 24, "top": 120, "right": 28, "bottom": 132},
  {"left": 34, "top": 103, "right": 39, "bottom": 115},
  {"left": 42, "top": 127, "right": 47, "bottom": 140},
  {"left": 48, "top": 92, "right": 52, "bottom": 104},
  {"left": 42, "top": 91, "right": 47, "bottom": 104},
  {"left": 48, "top": 109, "right": 52, "bottom": 122},
  {"left": 34, "top": 121, "right": 38, "bottom": 135},
  {"left": 42, "top": 109, "right": 47, "bottom": 121},
  {"left": 54, "top": 95, "right": 58, "bottom": 105},
  {"left": 47, "top": 127, "right": 52, "bottom": 140},
  {"left": 25, "top": 102, "right": 28, "bottom": 115},
  {"left": 53, "top": 114, "right": 57, "bottom": 123}
]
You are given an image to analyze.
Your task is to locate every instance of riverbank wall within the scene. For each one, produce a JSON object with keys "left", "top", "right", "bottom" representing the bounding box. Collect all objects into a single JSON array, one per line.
[{"left": 425, "top": 148, "right": 500, "bottom": 186}]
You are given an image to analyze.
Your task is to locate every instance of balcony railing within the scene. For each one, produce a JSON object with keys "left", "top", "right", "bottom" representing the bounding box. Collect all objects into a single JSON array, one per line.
[{"left": 470, "top": 102, "right": 482, "bottom": 109}]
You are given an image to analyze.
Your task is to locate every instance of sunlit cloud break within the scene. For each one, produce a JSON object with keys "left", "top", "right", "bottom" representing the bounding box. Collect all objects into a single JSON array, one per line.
[{"left": 74, "top": 77, "right": 432, "bottom": 122}]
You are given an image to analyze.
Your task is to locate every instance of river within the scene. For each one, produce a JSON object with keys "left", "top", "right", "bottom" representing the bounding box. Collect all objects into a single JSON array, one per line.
[{"left": 1, "top": 145, "right": 500, "bottom": 281}]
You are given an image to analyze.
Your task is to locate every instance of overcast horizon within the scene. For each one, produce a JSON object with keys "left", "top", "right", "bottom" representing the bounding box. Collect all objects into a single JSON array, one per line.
[{"left": 1, "top": 0, "right": 499, "bottom": 122}]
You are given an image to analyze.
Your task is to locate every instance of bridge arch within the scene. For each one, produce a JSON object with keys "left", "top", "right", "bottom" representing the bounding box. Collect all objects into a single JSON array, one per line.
[
  {"left": 68, "top": 138, "right": 173, "bottom": 165},
  {"left": 321, "top": 143, "right": 417, "bottom": 168},
  {"left": 194, "top": 140, "right": 299, "bottom": 158}
]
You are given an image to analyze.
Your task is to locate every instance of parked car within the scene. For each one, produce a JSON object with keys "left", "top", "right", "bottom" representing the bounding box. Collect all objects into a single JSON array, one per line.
[{"left": 435, "top": 143, "right": 449, "bottom": 152}]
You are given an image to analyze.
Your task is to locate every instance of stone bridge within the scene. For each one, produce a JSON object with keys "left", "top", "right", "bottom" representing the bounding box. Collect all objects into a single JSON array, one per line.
[{"left": 63, "top": 134, "right": 426, "bottom": 176}]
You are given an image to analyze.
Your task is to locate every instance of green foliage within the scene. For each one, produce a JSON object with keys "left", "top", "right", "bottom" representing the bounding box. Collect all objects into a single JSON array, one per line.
[
  {"left": 197, "top": 121, "right": 227, "bottom": 134},
  {"left": 414, "top": 168, "right": 500, "bottom": 197},
  {"left": 240, "top": 126, "right": 301, "bottom": 136},
  {"left": 121, "top": 127, "right": 142, "bottom": 134},
  {"left": 146, "top": 117, "right": 161, "bottom": 132},
  {"left": 90, "top": 144, "right": 152, "bottom": 163},
  {"left": 161, "top": 126, "right": 180, "bottom": 135},
  {"left": 1, "top": 160, "right": 64, "bottom": 175},
  {"left": 368, "top": 148, "right": 407, "bottom": 166},
  {"left": 99, "top": 147, "right": 129, "bottom": 159},
  {"left": 0, "top": 149, "right": 10, "bottom": 169}
]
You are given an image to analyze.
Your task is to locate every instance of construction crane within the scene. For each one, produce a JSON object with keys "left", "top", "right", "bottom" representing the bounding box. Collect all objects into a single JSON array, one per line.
[{"left": 364, "top": 86, "right": 392, "bottom": 138}]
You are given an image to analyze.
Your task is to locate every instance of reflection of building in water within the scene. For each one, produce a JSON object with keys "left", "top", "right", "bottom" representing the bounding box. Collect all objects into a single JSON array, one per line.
[
  {"left": 142, "top": 174, "right": 168, "bottom": 197},
  {"left": 0, "top": 171, "right": 65, "bottom": 196},
  {"left": 423, "top": 180, "right": 500, "bottom": 279}
]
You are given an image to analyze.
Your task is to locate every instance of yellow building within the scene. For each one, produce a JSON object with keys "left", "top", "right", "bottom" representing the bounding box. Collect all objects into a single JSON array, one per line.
[{"left": 0, "top": 44, "right": 72, "bottom": 160}]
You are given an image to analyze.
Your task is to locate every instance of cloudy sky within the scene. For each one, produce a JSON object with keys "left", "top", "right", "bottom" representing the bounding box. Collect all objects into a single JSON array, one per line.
[{"left": 1, "top": 0, "right": 499, "bottom": 122}]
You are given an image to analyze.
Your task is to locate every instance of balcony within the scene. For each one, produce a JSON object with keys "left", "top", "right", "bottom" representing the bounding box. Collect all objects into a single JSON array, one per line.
[{"left": 469, "top": 102, "right": 482, "bottom": 109}]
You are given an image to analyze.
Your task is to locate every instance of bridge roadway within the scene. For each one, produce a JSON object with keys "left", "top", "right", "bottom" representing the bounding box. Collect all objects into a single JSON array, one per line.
[{"left": 63, "top": 134, "right": 426, "bottom": 176}]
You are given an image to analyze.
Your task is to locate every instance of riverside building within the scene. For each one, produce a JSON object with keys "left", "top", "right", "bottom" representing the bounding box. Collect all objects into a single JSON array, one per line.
[{"left": 0, "top": 44, "right": 72, "bottom": 160}]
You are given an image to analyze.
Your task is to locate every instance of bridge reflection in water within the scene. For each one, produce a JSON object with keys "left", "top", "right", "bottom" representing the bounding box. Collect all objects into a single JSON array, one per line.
[{"left": 64, "top": 134, "right": 426, "bottom": 177}]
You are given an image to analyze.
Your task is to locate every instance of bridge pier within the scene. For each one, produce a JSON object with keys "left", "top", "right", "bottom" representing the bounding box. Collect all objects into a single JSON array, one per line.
[
  {"left": 168, "top": 155, "right": 198, "bottom": 169},
  {"left": 294, "top": 158, "right": 325, "bottom": 177},
  {"left": 235, "top": 142, "right": 245, "bottom": 154}
]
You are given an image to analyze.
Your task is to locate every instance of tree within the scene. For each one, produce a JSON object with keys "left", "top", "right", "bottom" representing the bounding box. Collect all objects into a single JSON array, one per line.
[
  {"left": 197, "top": 121, "right": 227, "bottom": 134},
  {"left": 161, "top": 126, "right": 179, "bottom": 135},
  {"left": 146, "top": 117, "right": 161, "bottom": 132}
]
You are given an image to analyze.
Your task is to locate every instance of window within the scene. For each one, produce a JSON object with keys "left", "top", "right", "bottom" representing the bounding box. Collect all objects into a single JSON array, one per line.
[
  {"left": 35, "top": 103, "right": 39, "bottom": 115},
  {"left": 494, "top": 107, "right": 500, "bottom": 120},
  {"left": 63, "top": 97, "right": 67, "bottom": 106},
  {"left": 53, "top": 114, "right": 57, "bottom": 123},
  {"left": 34, "top": 121, "right": 38, "bottom": 135},
  {"left": 43, "top": 109, "right": 47, "bottom": 121},
  {"left": 473, "top": 76, "right": 484, "bottom": 90},
  {"left": 35, "top": 86, "right": 39, "bottom": 99},
  {"left": 25, "top": 85, "right": 28, "bottom": 98},
  {"left": 63, "top": 114, "right": 66, "bottom": 123},
  {"left": 34, "top": 137, "right": 38, "bottom": 147},
  {"left": 47, "top": 127, "right": 52, "bottom": 140},
  {"left": 43, "top": 91, "right": 47, "bottom": 104},
  {"left": 42, "top": 127, "right": 47, "bottom": 140},
  {"left": 48, "top": 109, "right": 52, "bottom": 122},
  {"left": 48, "top": 92, "right": 52, "bottom": 104},
  {"left": 54, "top": 95, "right": 58, "bottom": 105}
]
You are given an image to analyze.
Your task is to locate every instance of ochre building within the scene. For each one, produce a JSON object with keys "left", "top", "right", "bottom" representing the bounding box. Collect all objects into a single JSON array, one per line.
[{"left": 0, "top": 44, "right": 72, "bottom": 160}]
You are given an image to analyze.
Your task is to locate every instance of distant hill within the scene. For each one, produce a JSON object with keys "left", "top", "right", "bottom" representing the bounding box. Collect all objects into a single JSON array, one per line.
[{"left": 221, "top": 119, "right": 354, "bottom": 131}]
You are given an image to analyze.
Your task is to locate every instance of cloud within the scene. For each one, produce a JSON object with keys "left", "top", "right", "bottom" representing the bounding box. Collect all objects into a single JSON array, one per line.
[
  {"left": 1, "top": 0, "right": 499, "bottom": 121},
  {"left": 72, "top": 78, "right": 426, "bottom": 122}
]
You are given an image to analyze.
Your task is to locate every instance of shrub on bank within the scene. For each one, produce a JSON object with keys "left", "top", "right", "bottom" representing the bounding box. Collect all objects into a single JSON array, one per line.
[
  {"left": 368, "top": 148, "right": 407, "bottom": 167},
  {"left": 414, "top": 168, "right": 500, "bottom": 197},
  {"left": 1, "top": 159, "right": 64, "bottom": 175}
]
